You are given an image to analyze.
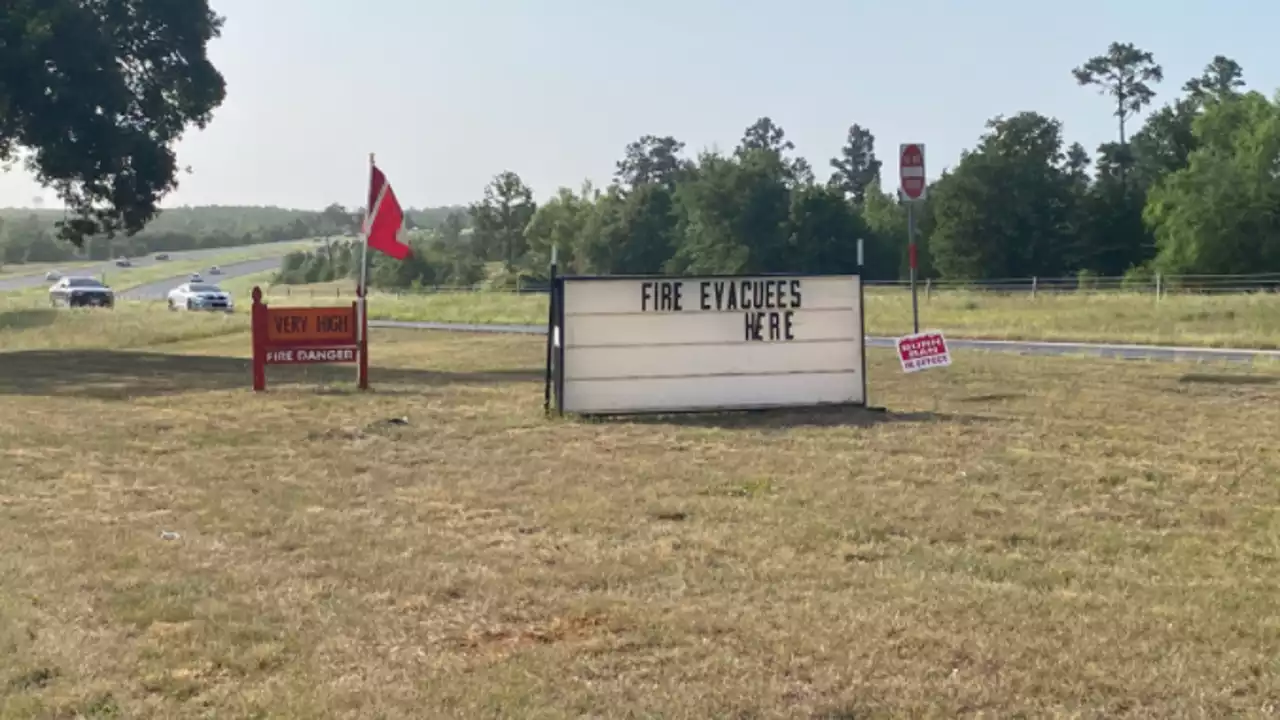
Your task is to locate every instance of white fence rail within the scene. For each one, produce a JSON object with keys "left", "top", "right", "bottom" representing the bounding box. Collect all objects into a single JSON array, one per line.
[
  {"left": 260, "top": 272, "right": 1280, "bottom": 300},
  {"left": 866, "top": 273, "right": 1280, "bottom": 298}
]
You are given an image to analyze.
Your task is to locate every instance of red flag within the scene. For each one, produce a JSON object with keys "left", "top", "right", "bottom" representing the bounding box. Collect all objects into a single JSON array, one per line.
[{"left": 366, "top": 165, "right": 411, "bottom": 260}]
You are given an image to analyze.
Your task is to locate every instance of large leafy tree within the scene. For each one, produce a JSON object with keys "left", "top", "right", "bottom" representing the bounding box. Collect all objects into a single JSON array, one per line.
[
  {"left": 0, "top": 0, "right": 227, "bottom": 245},
  {"left": 785, "top": 183, "right": 871, "bottom": 275},
  {"left": 469, "top": 171, "right": 537, "bottom": 270},
  {"left": 1131, "top": 56, "right": 1246, "bottom": 187},
  {"left": 929, "top": 113, "right": 1079, "bottom": 279},
  {"left": 522, "top": 183, "right": 593, "bottom": 275},
  {"left": 1074, "top": 55, "right": 1250, "bottom": 274},
  {"left": 1145, "top": 91, "right": 1280, "bottom": 274}
]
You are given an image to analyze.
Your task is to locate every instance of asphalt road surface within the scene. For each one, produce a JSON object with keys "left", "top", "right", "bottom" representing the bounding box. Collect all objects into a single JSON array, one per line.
[
  {"left": 119, "top": 257, "right": 283, "bottom": 301},
  {"left": 0, "top": 244, "right": 296, "bottom": 293},
  {"left": 369, "top": 319, "right": 1280, "bottom": 364}
]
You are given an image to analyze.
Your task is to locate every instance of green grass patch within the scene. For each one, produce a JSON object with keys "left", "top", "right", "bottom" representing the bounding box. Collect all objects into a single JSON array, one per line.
[{"left": 254, "top": 284, "right": 1280, "bottom": 348}]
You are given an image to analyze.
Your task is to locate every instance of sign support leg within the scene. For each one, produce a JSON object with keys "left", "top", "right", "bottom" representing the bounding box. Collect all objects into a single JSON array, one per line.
[
  {"left": 543, "top": 248, "right": 558, "bottom": 416},
  {"left": 357, "top": 288, "right": 369, "bottom": 390},
  {"left": 908, "top": 202, "right": 919, "bottom": 335},
  {"left": 251, "top": 287, "right": 266, "bottom": 391}
]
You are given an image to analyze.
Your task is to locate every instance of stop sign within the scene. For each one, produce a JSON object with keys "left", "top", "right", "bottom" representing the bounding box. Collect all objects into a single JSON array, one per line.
[{"left": 899, "top": 143, "right": 926, "bottom": 201}]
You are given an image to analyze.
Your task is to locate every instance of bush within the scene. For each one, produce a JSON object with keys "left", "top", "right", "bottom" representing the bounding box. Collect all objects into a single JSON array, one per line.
[{"left": 1121, "top": 265, "right": 1157, "bottom": 292}]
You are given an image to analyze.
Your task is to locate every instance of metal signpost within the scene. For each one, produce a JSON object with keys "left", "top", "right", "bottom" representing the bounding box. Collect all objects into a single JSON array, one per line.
[{"left": 899, "top": 143, "right": 926, "bottom": 334}]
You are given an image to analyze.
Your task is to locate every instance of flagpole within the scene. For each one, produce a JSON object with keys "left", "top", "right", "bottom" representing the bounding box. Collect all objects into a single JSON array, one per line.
[
  {"left": 360, "top": 153, "right": 374, "bottom": 297},
  {"left": 358, "top": 153, "right": 373, "bottom": 384}
]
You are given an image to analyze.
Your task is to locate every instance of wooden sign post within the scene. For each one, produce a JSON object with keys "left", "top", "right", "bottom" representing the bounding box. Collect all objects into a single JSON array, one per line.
[{"left": 250, "top": 286, "right": 368, "bottom": 391}]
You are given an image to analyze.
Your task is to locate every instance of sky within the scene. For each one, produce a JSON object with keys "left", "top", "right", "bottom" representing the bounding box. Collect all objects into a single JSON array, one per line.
[{"left": 2, "top": 0, "right": 1278, "bottom": 212}]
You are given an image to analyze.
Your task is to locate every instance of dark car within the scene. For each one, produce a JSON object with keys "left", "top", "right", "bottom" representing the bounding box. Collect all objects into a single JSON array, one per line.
[{"left": 49, "top": 276, "right": 115, "bottom": 308}]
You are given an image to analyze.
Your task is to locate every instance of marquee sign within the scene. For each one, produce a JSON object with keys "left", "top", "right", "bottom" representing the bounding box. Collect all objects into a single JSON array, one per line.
[
  {"left": 545, "top": 274, "right": 867, "bottom": 415},
  {"left": 250, "top": 286, "right": 368, "bottom": 391}
]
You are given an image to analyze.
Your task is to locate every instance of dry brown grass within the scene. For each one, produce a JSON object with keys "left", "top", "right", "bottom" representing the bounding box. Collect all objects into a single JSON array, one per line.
[{"left": 2, "top": 327, "right": 1280, "bottom": 718}]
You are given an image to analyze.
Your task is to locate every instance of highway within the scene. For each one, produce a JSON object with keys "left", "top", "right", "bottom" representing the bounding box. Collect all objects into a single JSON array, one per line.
[
  {"left": 368, "top": 319, "right": 1280, "bottom": 364},
  {"left": 119, "top": 257, "right": 282, "bottom": 300},
  {"left": 0, "top": 243, "right": 300, "bottom": 293}
]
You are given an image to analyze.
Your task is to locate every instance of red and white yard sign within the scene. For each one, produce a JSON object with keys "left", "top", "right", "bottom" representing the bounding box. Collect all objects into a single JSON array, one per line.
[{"left": 896, "top": 331, "right": 951, "bottom": 373}]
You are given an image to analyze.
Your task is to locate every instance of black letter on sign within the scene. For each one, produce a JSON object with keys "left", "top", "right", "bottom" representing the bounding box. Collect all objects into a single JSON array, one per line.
[
  {"left": 699, "top": 281, "right": 711, "bottom": 311},
  {"left": 784, "top": 310, "right": 795, "bottom": 340},
  {"left": 790, "top": 280, "right": 802, "bottom": 308},
  {"left": 641, "top": 282, "right": 652, "bottom": 311},
  {"left": 745, "top": 312, "right": 764, "bottom": 341}
]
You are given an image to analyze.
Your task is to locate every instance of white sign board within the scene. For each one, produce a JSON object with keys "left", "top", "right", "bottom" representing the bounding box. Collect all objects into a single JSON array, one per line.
[{"left": 554, "top": 275, "right": 865, "bottom": 414}]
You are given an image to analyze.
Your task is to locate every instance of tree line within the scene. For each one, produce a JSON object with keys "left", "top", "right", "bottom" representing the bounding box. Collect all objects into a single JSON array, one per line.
[
  {"left": 287, "top": 42, "right": 1280, "bottom": 290},
  {"left": 0, "top": 203, "right": 464, "bottom": 267}
]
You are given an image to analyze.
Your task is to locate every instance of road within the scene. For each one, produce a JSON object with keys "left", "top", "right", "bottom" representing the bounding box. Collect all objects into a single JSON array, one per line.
[
  {"left": 0, "top": 244, "right": 297, "bottom": 292},
  {"left": 119, "top": 257, "right": 283, "bottom": 300},
  {"left": 368, "top": 319, "right": 1280, "bottom": 364}
]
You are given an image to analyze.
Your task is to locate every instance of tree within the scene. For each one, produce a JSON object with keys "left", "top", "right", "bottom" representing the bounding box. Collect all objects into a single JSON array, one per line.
[
  {"left": 1130, "top": 57, "right": 1246, "bottom": 187},
  {"left": 668, "top": 153, "right": 751, "bottom": 274},
  {"left": 828, "top": 124, "right": 882, "bottom": 204},
  {"left": 320, "top": 203, "right": 355, "bottom": 235},
  {"left": 437, "top": 210, "right": 467, "bottom": 249},
  {"left": 612, "top": 183, "right": 681, "bottom": 274},
  {"left": 1145, "top": 91, "right": 1280, "bottom": 274},
  {"left": 1073, "top": 42, "right": 1164, "bottom": 148},
  {"left": 929, "top": 113, "right": 1079, "bottom": 279},
  {"left": 1130, "top": 100, "right": 1198, "bottom": 186},
  {"left": 1184, "top": 55, "right": 1245, "bottom": 105},
  {"left": 861, "top": 178, "right": 909, "bottom": 279},
  {"left": 522, "top": 185, "right": 592, "bottom": 276},
  {"left": 469, "top": 171, "right": 537, "bottom": 270},
  {"left": 785, "top": 184, "right": 871, "bottom": 275},
  {"left": 735, "top": 117, "right": 812, "bottom": 185},
  {"left": 671, "top": 147, "right": 794, "bottom": 274},
  {"left": 1, "top": 0, "right": 227, "bottom": 245},
  {"left": 615, "top": 135, "right": 689, "bottom": 189}
]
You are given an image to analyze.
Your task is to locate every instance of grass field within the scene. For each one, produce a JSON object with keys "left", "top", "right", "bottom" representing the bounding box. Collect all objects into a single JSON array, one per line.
[
  {"left": 252, "top": 283, "right": 1280, "bottom": 349},
  {"left": 1, "top": 304, "right": 1279, "bottom": 717}
]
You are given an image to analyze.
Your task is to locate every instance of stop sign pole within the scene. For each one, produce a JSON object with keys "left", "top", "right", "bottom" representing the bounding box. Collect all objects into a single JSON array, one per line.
[{"left": 899, "top": 143, "right": 926, "bottom": 334}]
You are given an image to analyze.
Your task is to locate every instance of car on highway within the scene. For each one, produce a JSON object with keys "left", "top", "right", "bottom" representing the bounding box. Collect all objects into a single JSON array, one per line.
[
  {"left": 155, "top": 253, "right": 170, "bottom": 261},
  {"left": 208, "top": 265, "right": 222, "bottom": 275},
  {"left": 188, "top": 272, "right": 203, "bottom": 282},
  {"left": 45, "top": 270, "right": 61, "bottom": 281},
  {"left": 167, "top": 282, "right": 233, "bottom": 312},
  {"left": 115, "top": 257, "right": 132, "bottom": 267},
  {"left": 49, "top": 276, "right": 114, "bottom": 308}
]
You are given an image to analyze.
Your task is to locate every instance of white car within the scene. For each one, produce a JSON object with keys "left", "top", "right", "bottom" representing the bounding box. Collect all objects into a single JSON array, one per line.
[
  {"left": 188, "top": 272, "right": 202, "bottom": 282},
  {"left": 167, "top": 282, "right": 233, "bottom": 312},
  {"left": 208, "top": 265, "right": 222, "bottom": 275},
  {"left": 45, "top": 270, "right": 61, "bottom": 281}
]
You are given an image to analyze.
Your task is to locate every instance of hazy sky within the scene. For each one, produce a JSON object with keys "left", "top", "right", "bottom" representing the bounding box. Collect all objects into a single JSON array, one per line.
[{"left": 2, "top": 0, "right": 1277, "bottom": 211}]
